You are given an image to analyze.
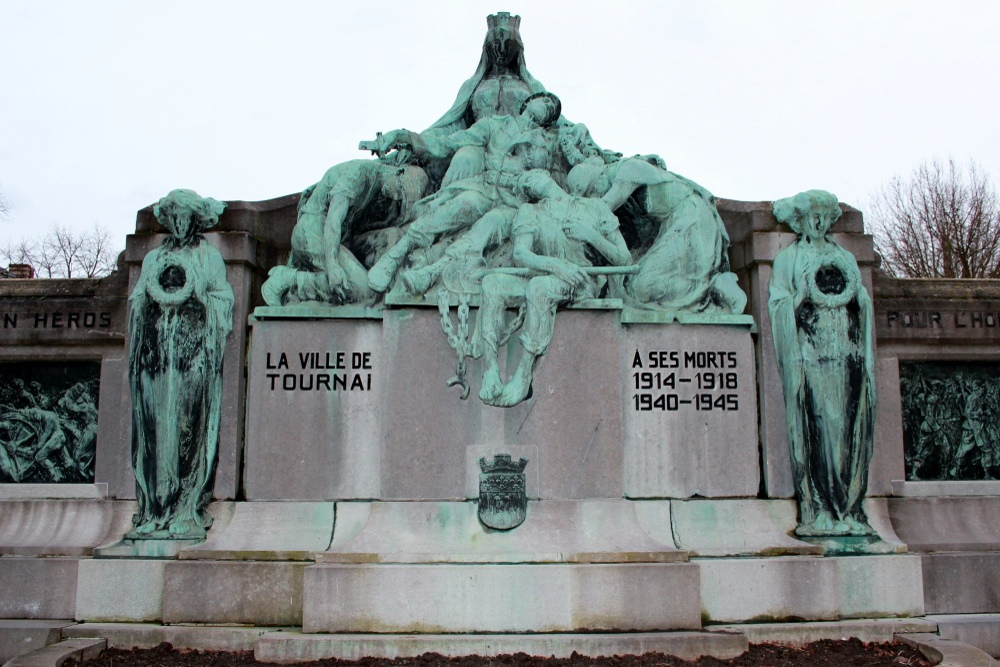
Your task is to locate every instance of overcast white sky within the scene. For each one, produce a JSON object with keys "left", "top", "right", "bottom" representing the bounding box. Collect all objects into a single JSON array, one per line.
[{"left": 2, "top": 1, "right": 999, "bottom": 249}]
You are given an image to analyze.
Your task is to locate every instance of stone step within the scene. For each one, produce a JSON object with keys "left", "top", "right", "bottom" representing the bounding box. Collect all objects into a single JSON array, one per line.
[
  {"left": 927, "top": 614, "right": 1000, "bottom": 658},
  {"left": 0, "top": 621, "right": 74, "bottom": 665},
  {"left": 898, "top": 632, "right": 1000, "bottom": 667},
  {"left": 710, "top": 618, "right": 938, "bottom": 645},
  {"left": 61, "top": 623, "right": 282, "bottom": 652},
  {"left": 2, "top": 638, "right": 105, "bottom": 667},
  {"left": 255, "top": 630, "right": 748, "bottom": 663}
]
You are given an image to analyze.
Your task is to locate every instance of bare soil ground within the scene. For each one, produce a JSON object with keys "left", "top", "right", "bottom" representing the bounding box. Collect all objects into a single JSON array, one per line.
[{"left": 83, "top": 639, "right": 931, "bottom": 667}]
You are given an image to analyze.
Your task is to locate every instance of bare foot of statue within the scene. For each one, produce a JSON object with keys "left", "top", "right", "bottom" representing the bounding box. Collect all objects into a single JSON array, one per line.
[
  {"left": 168, "top": 519, "right": 192, "bottom": 536},
  {"left": 843, "top": 515, "right": 874, "bottom": 536},
  {"left": 480, "top": 366, "right": 504, "bottom": 403},
  {"left": 493, "top": 355, "right": 537, "bottom": 407},
  {"left": 133, "top": 521, "right": 157, "bottom": 535}
]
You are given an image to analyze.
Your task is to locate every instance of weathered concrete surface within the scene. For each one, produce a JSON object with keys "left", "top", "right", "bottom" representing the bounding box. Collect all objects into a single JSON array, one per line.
[
  {"left": 710, "top": 618, "right": 937, "bottom": 645},
  {"left": 898, "top": 632, "right": 1000, "bottom": 667},
  {"left": 834, "top": 555, "right": 924, "bottom": 619},
  {"left": 0, "top": 486, "right": 107, "bottom": 500},
  {"left": 61, "top": 623, "right": 280, "bottom": 652},
  {"left": 0, "top": 559, "right": 78, "bottom": 619},
  {"left": 0, "top": 500, "right": 133, "bottom": 557},
  {"left": 244, "top": 318, "right": 383, "bottom": 500},
  {"left": 162, "top": 561, "right": 306, "bottom": 626},
  {"left": 923, "top": 553, "right": 1000, "bottom": 614},
  {"left": 620, "top": 324, "right": 759, "bottom": 499},
  {"left": 75, "top": 559, "right": 166, "bottom": 623},
  {"left": 0, "top": 621, "right": 75, "bottom": 665},
  {"left": 698, "top": 554, "right": 923, "bottom": 624},
  {"left": 316, "top": 500, "right": 684, "bottom": 563},
  {"left": 179, "top": 502, "right": 335, "bottom": 560},
  {"left": 2, "top": 638, "right": 105, "bottom": 667},
  {"left": 928, "top": 614, "right": 1000, "bottom": 658},
  {"left": 255, "top": 631, "right": 747, "bottom": 663},
  {"left": 380, "top": 309, "right": 626, "bottom": 501},
  {"left": 889, "top": 497, "right": 1000, "bottom": 552},
  {"left": 699, "top": 556, "right": 839, "bottom": 623},
  {"left": 303, "top": 562, "right": 700, "bottom": 633},
  {"left": 892, "top": 481, "right": 1000, "bottom": 497},
  {"left": 666, "top": 499, "right": 821, "bottom": 557}
]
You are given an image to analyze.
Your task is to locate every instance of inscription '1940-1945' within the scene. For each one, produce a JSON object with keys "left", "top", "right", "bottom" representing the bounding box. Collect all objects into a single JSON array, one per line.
[
  {"left": 265, "top": 351, "right": 373, "bottom": 392},
  {"left": 629, "top": 348, "right": 741, "bottom": 413}
]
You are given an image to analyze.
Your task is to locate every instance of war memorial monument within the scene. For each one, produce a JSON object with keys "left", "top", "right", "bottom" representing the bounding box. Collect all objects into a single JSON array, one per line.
[{"left": 2, "top": 12, "right": 1000, "bottom": 664}]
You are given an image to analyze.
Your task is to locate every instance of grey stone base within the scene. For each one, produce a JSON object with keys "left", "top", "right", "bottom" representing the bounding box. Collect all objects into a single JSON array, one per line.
[
  {"left": 698, "top": 554, "right": 924, "bottom": 623},
  {"left": 256, "top": 630, "right": 747, "bottom": 663},
  {"left": 162, "top": 561, "right": 307, "bottom": 626},
  {"left": 923, "top": 553, "right": 1000, "bottom": 614},
  {"left": 303, "top": 562, "right": 701, "bottom": 633},
  {"left": 898, "top": 632, "right": 1000, "bottom": 667},
  {"left": 889, "top": 497, "right": 1000, "bottom": 552},
  {"left": 710, "top": 618, "right": 937, "bottom": 645},
  {"left": 0, "top": 558, "right": 78, "bottom": 619},
  {"left": 75, "top": 559, "right": 166, "bottom": 623},
  {"left": 0, "top": 620, "right": 75, "bottom": 664},
  {"left": 927, "top": 614, "right": 1000, "bottom": 658},
  {"left": 62, "top": 623, "right": 282, "bottom": 652},
  {"left": 320, "top": 500, "right": 684, "bottom": 564},
  {"left": 3, "top": 638, "right": 106, "bottom": 667},
  {"left": 0, "top": 500, "right": 133, "bottom": 557}
]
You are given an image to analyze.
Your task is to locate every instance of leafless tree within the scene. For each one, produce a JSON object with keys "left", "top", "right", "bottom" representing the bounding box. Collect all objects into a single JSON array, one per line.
[
  {"left": 868, "top": 158, "right": 1000, "bottom": 278},
  {"left": 1, "top": 223, "right": 119, "bottom": 278}
]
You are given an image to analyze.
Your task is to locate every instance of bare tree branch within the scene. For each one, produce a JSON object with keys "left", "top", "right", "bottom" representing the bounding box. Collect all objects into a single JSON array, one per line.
[
  {"left": 869, "top": 158, "right": 1000, "bottom": 278},
  {"left": 1, "top": 223, "right": 120, "bottom": 278}
]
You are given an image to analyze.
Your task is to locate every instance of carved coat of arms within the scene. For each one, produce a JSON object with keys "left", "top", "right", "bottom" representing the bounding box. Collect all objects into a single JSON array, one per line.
[{"left": 478, "top": 454, "right": 529, "bottom": 530}]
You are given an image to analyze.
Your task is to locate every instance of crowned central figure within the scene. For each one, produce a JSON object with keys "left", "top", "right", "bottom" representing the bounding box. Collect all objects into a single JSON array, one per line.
[{"left": 261, "top": 12, "right": 747, "bottom": 407}]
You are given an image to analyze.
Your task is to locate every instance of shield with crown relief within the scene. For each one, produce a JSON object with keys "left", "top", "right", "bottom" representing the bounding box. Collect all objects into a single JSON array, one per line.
[{"left": 478, "top": 454, "right": 528, "bottom": 530}]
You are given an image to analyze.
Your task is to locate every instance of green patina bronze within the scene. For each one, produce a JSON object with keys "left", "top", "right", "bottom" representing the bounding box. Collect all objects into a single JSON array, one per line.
[
  {"left": 478, "top": 454, "right": 529, "bottom": 530},
  {"left": 769, "top": 190, "right": 876, "bottom": 538},
  {"left": 0, "top": 362, "right": 99, "bottom": 483},
  {"left": 127, "top": 189, "right": 234, "bottom": 540},
  {"left": 264, "top": 12, "right": 748, "bottom": 407},
  {"left": 901, "top": 361, "right": 1000, "bottom": 481}
]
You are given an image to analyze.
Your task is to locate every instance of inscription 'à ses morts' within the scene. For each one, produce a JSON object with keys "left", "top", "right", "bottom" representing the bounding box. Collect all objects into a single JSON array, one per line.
[{"left": 265, "top": 350, "right": 373, "bottom": 392}]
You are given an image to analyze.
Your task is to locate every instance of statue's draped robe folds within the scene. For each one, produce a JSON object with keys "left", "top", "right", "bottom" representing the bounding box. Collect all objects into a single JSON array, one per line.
[
  {"left": 768, "top": 224, "right": 875, "bottom": 535},
  {"left": 128, "top": 235, "right": 233, "bottom": 538}
]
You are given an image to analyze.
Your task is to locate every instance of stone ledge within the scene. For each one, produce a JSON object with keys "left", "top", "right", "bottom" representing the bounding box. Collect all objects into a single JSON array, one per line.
[
  {"left": 2, "top": 638, "right": 105, "bottom": 667},
  {"left": 928, "top": 614, "right": 1000, "bottom": 658},
  {"left": 61, "top": 623, "right": 286, "bottom": 652},
  {"left": 0, "top": 485, "right": 108, "bottom": 501},
  {"left": 0, "top": 621, "right": 75, "bottom": 665},
  {"left": 710, "top": 618, "right": 937, "bottom": 645},
  {"left": 255, "top": 630, "right": 747, "bottom": 664},
  {"left": 892, "top": 481, "right": 1000, "bottom": 498},
  {"left": 898, "top": 632, "right": 1000, "bottom": 667}
]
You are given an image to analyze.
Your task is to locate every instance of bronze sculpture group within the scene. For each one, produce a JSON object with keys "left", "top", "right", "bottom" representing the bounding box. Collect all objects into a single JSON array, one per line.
[{"left": 125, "top": 13, "right": 877, "bottom": 543}]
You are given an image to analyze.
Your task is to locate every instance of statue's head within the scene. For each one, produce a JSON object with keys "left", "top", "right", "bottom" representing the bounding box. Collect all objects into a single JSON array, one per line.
[
  {"left": 484, "top": 12, "right": 524, "bottom": 70},
  {"left": 521, "top": 92, "right": 561, "bottom": 128},
  {"left": 154, "top": 189, "right": 226, "bottom": 241},
  {"left": 772, "top": 189, "right": 841, "bottom": 241}
]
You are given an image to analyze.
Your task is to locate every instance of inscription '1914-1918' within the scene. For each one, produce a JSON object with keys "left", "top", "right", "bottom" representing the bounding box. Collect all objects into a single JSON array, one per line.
[
  {"left": 265, "top": 351, "right": 373, "bottom": 391},
  {"left": 629, "top": 348, "right": 740, "bottom": 413}
]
